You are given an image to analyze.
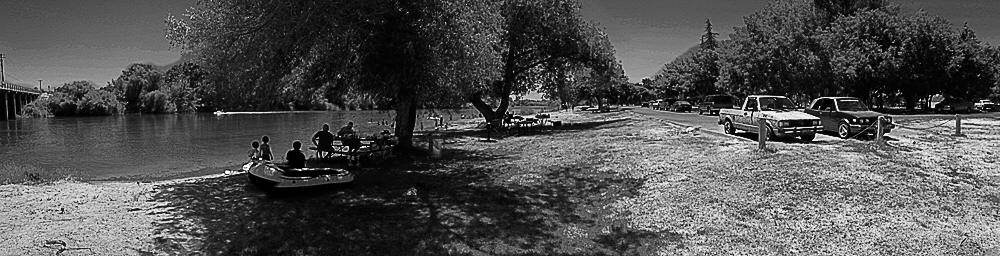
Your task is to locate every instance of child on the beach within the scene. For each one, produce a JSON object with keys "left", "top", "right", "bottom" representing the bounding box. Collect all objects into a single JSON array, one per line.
[
  {"left": 259, "top": 136, "right": 274, "bottom": 161},
  {"left": 248, "top": 141, "right": 261, "bottom": 160}
]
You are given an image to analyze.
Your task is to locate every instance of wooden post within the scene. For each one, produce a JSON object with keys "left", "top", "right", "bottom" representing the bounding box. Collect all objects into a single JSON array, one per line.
[
  {"left": 486, "top": 125, "right": 491, "bottom": 142},
  {"left": 876, "top": 116, "right": 885, "bottom": 145},
  {"left": 954, "top": 114, "right": 963, "bottom": 136},
  {"left": 758, "top": 119, "right": 767, "bottom": 150},
  {"left": 427, "top": 133, "right": 434, "bottom": 151}
]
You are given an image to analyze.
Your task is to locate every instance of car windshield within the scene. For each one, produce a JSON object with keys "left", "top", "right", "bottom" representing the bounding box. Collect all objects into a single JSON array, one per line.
[
  {"left": 837, "top": 99, "right": 869, "bottom": 111},
  {"left": 758, "top": 97, "right": 796, "bottom": 110}
]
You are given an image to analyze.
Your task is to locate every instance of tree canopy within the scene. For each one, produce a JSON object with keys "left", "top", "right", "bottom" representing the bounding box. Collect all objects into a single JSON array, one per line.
[
  {"left": 165, "top": 0, "right": 615, "bottom": 147},
  {"left": 650, "top": 0, "right": 999, "bottom": 110}
]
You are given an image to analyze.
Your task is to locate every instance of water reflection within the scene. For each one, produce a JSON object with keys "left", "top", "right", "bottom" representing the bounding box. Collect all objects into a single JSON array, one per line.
[{"left": 0, "top": 109, "right": 487, "bottom": 180}]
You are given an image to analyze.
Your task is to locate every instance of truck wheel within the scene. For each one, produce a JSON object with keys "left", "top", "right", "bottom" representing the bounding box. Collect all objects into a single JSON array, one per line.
[
  {"left": 800, "top": 133, "right": 816, "bottom": 142},
  {"left": 723, "top": 120, "right": 736, "bottom": 134},
  {"left": 838, "top": 122, "right": 851, "bottom": 139}
]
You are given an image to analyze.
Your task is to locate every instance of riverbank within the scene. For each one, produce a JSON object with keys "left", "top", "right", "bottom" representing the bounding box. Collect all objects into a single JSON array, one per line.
[{"left": 2, "top": 110, "right": 999, "bottom": 255}]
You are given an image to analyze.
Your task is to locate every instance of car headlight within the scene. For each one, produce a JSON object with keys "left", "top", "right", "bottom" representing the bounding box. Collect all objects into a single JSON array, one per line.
[
  {"left": 813, "top": 120, "right": 821, "bottom": 126},
  {"left": 779, "top": 121, "right": 789, "bottom": 127}
]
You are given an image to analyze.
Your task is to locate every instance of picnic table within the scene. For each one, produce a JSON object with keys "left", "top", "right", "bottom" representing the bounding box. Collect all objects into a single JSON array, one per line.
[{"left": 309, "top": 138, "right": 394, "bottom": 159}]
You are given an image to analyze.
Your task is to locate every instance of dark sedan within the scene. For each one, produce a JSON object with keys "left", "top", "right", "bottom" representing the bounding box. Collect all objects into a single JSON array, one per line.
[
  {"left": 805, "top": 97, "right": 894, "bottom": 139},
  {"left": 668, "top": 101, "right": 693, "bottom": 112},
  {"left": 935, "top": 98, "right": 975, "bottom": 114}
]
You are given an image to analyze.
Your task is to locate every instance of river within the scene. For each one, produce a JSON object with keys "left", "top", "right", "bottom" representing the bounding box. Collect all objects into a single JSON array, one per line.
[{"left": 0, "top": 109, "right": 499, "bottom": 180}]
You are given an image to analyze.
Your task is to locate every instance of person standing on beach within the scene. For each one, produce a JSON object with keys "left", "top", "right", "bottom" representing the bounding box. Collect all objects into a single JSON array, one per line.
[
  {"left": 259, "top": 136, "right": 274, "bottom": 161},
  {"left": 286, "top": 141, "right": 306, "bottom": 168},
  {"left": 312, "top": 124, "right": 335, "bottom": 150}
]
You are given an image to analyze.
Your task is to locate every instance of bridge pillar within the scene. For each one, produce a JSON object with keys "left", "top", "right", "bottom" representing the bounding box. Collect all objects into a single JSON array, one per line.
[
  {"left": 10, "top": 92, "right": 18, "bottom": 120},
  {"left": 15, "top": 93, "right": 23, "bottom": 118},
  {"left": 0, "top": 91, "right": 7, "bottom": 121},
  {"left": 5, "top": 91, "right": 13, "bottom": 120}
]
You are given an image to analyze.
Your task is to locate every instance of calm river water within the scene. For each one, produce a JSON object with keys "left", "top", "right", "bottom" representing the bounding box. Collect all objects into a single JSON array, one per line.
[{"left": 0, "top": 110, "right": 488, "bottom": 180}]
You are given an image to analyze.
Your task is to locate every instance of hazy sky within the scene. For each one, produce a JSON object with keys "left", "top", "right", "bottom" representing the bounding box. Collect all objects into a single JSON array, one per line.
[{"left": 1, "top": 0, "right": 999, "bottom": 88}]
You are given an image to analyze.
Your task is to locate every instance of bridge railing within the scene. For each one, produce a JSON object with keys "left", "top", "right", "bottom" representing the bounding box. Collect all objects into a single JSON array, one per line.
[{"left": 0, "top": 82, "right": 42, "bottom": 94}]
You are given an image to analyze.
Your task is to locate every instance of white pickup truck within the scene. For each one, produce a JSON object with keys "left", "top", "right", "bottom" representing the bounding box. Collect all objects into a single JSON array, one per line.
[
  {"left": 718, "top": 95, "right": 823, "bottom": 141},
  {"left": 975, "top": 100, "right": 996, "bottom": 112}
]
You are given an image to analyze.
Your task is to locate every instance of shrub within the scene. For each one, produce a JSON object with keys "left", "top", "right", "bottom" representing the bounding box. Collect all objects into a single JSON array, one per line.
[
  {"left": 40, "top": 81, "right": 124, "bottom": 116},
  {"left": 141, "top": 90, "right": 175, "bottom": 114},
  {"left": 19, "top": 99, "right": 50, "bottom": 118}
]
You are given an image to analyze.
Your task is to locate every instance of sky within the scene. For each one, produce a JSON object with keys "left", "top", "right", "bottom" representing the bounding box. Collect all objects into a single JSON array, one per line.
[{"left": 1, "top": 0, "right": 999, "bottom": 89}]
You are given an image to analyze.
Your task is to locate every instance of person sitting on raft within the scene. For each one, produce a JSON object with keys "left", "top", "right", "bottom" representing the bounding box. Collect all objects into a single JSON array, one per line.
[
  {"left": 312, "top": 123, "right": 336, "bottom": 151},
  {"left": 248, "top": 140, "right": 261, "bottom": 161},
  {"left": 286, "top": 141, "right": 307, "bottom": 169}
]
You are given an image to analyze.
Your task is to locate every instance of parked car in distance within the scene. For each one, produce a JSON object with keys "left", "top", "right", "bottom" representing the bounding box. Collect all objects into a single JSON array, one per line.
[
  {"left": 718, "top": 95, "right": 822, "bottom": 141},
  {"left": 975, "top": 100, "right": 997, "bottom": 112},
  {"left": 669, "top": 101, "right": 693, "bottom": 112},
  {"left": 697, "top": 94, "right": 738, "bottom": 115},
  {"left": 934, "top": 98, "right": 975, "bottom": 113},
  {"left": 650, "top": 100, "right": 664, "bottom": 110},
  {"left": 805, "top": 97, "right": 894, "bottom": 139}
]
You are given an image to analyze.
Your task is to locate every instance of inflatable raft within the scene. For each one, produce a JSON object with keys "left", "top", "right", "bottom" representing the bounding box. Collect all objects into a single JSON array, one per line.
[{"left": 245, "top": 161, "right": 354, "bottom": 189}]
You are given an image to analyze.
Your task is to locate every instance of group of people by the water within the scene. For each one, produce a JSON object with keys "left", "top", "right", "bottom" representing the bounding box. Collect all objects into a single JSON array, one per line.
[
  {"left": 247, "top": 121, "right": 396, "bottom": 168},
  {"left": 247, "top": 135, "right": 307, "bottom": 168}
]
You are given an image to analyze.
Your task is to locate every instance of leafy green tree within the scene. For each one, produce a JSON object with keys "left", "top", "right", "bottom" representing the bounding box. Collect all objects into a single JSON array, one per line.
[
  {"left": 892, "top": 10, "right": 957, "bottom": 110},
  {"left": 163, "top": 62, "right": 206, "bottom": 113},
  {"left": 717, "top": 0, "right": 830, "bottom": 99},
  {"left": 41, "top": 81, "right": 122, "bottom": 116},
  {"left": 650, "top": 19, "right": 721, "bottom": 100},
  {"left": 946, "top": 23, "right": 997, "bottom": 100},
  {"left": 467, "top": 0, "right": 614, "bottom": 125},
  {"left": 110, "top": 63, "right": 164, "bottom": 113},
  {"left": 821, "top": 7, "right": 904, "bottom": 104},
  {"left": 168, "top": 0, "right": 503, "bottom": 148},
  {"left": 813, "top": 0, "right": 886, "bottom": 23}
]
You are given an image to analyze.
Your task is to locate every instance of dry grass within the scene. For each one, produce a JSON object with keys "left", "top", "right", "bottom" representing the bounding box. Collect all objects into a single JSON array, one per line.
[{"left": 607, "top": 113, "right": 1000, "bottom": 255}]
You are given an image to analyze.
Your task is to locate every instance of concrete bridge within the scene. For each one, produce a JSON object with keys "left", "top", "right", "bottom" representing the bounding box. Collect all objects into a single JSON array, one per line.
[{"left": 1, "top": 82, "right": 42, "bottom": 121}]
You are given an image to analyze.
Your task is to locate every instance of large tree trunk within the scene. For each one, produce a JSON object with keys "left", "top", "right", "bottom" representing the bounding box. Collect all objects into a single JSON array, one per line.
[
  {"left": 395, "top": 88, "right": 418, "bottom": 149},
  {"left": 469, "top": 92, "right": 512, "bottom": 127},
  {"left": 904, "top": 93, "right": 917, "bottom": 112}
]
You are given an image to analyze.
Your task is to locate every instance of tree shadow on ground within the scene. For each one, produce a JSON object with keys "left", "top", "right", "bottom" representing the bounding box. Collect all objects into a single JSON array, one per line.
[
  {"left": 149, "top": 123, "right": 662, "bottom": 255},
  {"left": 427, "top": 119, "right": 631, "bottom": 142}
]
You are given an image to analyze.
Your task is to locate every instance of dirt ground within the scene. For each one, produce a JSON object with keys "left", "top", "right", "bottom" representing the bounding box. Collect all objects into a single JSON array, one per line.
[{"left": 1, "top": 111, "right": 999, "bottom": 255}]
